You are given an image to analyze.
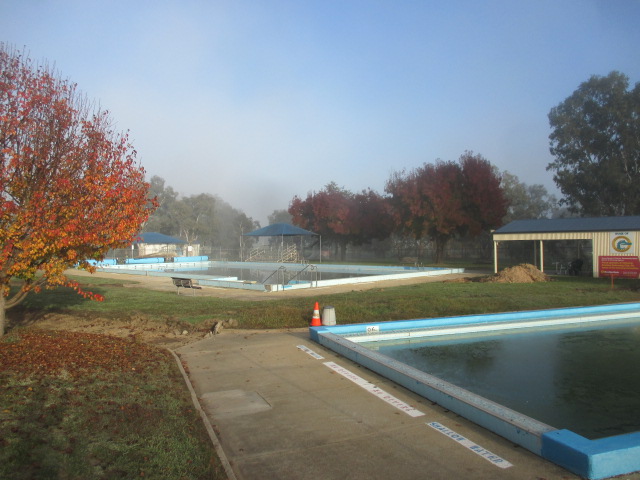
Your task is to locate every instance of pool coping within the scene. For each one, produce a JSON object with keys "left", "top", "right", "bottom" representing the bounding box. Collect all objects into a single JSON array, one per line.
[
  {"left": 98, "top": 260, "right": 464, "bottom": 292},
  {"left": 309, "top": 302, "right": 640, "bottom": 480}
]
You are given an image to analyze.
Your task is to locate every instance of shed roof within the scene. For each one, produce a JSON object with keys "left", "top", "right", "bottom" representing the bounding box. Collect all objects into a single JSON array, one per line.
[
  {"left": 494, "top": 216, "right": 640, "bottom": 235},
  {"left": 134, "top": 232, "right": 187, "bottom": 244}
]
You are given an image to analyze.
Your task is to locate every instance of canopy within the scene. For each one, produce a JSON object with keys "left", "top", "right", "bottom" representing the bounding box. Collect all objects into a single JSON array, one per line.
[
  {"left": 134, "top": 232, "right": 187, "bottom": 244},
  {"left": 244, "top": 223, "right": 317, "bottom": 237}
]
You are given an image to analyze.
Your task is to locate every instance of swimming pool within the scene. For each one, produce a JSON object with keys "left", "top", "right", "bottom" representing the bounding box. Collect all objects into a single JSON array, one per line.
[
  {"left": 98, "top": 260, "right": 463, "bottom": 291},
  {"left": 309, "top": 303, "right": 640, "bottom": 480}
]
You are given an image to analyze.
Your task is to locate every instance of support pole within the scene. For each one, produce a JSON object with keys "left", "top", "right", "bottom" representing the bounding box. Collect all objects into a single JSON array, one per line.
[
  {"left": 539, "top": 240, "right": 544, "bottom": 272},
  {"left": 493, "top": 241, "right": 498, "bottom": 273}
]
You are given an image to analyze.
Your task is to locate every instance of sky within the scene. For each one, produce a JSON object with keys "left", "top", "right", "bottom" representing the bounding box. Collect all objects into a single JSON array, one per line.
[{"left": 2, "top": 1, "right": 639, "bottom": 225}]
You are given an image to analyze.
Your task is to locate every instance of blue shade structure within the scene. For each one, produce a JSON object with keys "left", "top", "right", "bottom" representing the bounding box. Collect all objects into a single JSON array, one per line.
[{"left": 243, "top": 223, "right": 318, "bottom": 237}]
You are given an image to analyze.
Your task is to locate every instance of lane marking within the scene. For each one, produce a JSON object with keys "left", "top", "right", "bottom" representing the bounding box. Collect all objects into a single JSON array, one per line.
[
  {"left": 324, "top": 361, "right": 425, "bottom": 417},
  {"left": 296, "top": 345, "right": 325, "bottom": 360},
  {"left": 427, "top": 422, "right": 513, "bottom": 469}
]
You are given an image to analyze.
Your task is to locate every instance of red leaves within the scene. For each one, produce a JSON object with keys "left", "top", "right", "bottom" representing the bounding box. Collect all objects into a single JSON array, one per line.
[
  {"left": 64, "top": 280, "right": 104, "bottom": 301},
  {"left": 0, "top": 45, "right": 157, "bottom": 315},
  {"left": 459, "top": 151, "right": 508, "bottom": 235},
  {"left": 0, "top": 330, "right": 167, "bottom": 378},
  {"left": 385, "top": 152, "right": 507, "bottom": 262},
  {"left": 289, "top": 183, "right": 396, "bottom": 260}
]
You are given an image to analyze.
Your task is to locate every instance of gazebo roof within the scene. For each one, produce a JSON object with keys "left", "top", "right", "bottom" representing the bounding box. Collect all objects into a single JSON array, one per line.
[{"left": 244, "top": 223, "right": 318, "bottom": 237}]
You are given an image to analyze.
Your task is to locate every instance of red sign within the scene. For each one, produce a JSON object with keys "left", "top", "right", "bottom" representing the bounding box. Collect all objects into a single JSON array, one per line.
[{"left": 598, "top": 256, "right": 640, "bottom": 278}]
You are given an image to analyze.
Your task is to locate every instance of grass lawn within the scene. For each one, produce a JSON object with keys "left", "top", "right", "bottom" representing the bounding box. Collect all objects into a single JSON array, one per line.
[
  {"left": 15, "top": 273, "right": 640, "bottom": 329},
  {"left": 0, "top": 330, "right": 225, "bottom": 479},
  {"left": 2, "top": 271, "right": 640, "bottom": 479}
]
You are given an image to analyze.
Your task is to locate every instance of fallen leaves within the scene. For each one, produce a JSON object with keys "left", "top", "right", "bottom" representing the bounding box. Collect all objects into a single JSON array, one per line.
[{"left": 0, "top": 329, "right": 168, "bottom": 378}]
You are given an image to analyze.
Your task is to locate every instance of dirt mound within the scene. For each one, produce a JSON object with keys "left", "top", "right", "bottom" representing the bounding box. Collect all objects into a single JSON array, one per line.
[{"left": 481, "top": 264, "right": 550, "bottom": 284}]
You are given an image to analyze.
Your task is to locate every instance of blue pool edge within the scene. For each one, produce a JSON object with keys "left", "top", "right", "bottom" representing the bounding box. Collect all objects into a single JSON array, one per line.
[{"left": 309, "top": 302, "right": 640, "bottom": 480}]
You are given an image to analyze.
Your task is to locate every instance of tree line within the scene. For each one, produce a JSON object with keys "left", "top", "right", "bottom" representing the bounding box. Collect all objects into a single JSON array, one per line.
[
  {"left": 288, "top": 152, "right": 557, "bottom": 262},
  {"left": 143, "top": 151, "right": 558, "bottom": 263},
  {"left": 288, "top": 71, "right": 640, "bottom": 260},
  {"left": 116, "top": 73, "right": 640, "bottom": 263},
  {"left": 0, "top": 38, "right": 637, "bottom": 332},
  {"left": 142, "top": 176, "right": 260, "bottom": 256}
]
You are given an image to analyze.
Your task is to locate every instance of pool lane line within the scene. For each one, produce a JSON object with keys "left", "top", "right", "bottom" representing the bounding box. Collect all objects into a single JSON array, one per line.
[
  {"left": 428, "top": 421, "right": 513, "bottom": 469},
  {"left": 323, "top": 361, "right": 425, "bottom": 417},
  {"left": 298, "top": 345, "right": 515, "bottom": 469},
  {"left": 297, "top": 344, "right": 325, "bottom": 359},
  {"left": 297, "top": 345, "right": 425, "bottom": 417}
]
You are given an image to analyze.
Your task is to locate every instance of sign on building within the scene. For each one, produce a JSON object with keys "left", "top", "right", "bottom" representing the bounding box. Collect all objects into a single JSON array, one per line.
[
  {"left": 598, "top": 255, "right": 640, "bottom": 278},
  {"left": 609, "top": 232, "right": 635, "bottom": 254}
]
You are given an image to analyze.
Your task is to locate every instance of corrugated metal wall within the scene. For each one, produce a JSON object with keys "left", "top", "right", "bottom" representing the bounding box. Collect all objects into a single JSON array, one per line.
[{"left": 494, "top": 231, "right": 640, "bottom": 277}]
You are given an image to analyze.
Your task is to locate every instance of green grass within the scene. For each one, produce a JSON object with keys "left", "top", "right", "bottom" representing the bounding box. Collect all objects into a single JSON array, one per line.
[
  {"left": 3, "top": 272, "right": 640, "bottom": 479},
  {"left": 12, "top": 273, "right": 640, "bottom": 329},
  {"left": 0, "top": 330, "right": 224, "bottom": 480}
]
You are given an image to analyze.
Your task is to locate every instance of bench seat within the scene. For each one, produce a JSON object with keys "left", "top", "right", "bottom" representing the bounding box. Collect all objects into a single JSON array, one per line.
[{"left": 171, "top": 277, "right": 202, "bottom": 295}]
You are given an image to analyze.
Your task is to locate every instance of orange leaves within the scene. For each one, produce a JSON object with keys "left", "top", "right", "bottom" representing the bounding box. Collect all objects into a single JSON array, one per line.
[{"left": 0, "top": 45, "right": 157, "bottom": 312}]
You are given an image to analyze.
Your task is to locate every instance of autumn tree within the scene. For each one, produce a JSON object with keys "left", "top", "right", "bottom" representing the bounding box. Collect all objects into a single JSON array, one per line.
[
  {"left": 547, "top": 71, "right": 640, "bottom": 215},
  {"left": 289, "top": 182, "right": 355, "bottom": 260},
  {"left": 385, "top": 152, "right": 506, "bottom": 262},
  {"left": 458, "top": 152, "right": 508, "bottom": 235},
  {"left": 289, "top": 183, "right": 394, "bottom": 261},
  {"left": 0, "top": 45, "right": 155, "bottom": 335},
  {"left": 349, "top": 189, "right": 394, "bottom": 246}
]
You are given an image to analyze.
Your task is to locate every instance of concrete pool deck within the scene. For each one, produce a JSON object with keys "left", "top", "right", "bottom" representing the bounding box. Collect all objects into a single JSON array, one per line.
[
  {"left": 68, "top": 268, "right": 486, "bottom": 300},
  {"left": 71, "top": 268, "right": 640, "bottom": 478},
  {"left": 175, "top": 328, "right": 611, "bottom": 480}
]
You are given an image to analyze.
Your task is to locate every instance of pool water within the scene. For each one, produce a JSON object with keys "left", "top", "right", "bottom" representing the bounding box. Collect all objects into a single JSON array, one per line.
[
  {"left": 102, "top": 260, "right": 463, "bottom": 291},
  {"left": 175, "top": 265, "right": 374, "bottom": 284},
  {"left": 311, "top": 304, "right": 640, "bottom": 479},
  {"left": 361, "top": 320, "right": 640, "bottom": 439}
]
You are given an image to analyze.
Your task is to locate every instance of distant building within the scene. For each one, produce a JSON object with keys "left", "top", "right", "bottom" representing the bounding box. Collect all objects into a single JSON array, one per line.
[
  {"left": 134, "top": 232, "right": 198, "bottom": 258},
  {"left": 493, "top": 216, "right": 640, "bottom": 278}
]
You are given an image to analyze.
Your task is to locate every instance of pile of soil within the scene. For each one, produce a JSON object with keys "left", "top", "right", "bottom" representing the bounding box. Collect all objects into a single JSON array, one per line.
[{"left": 481, "top": 263, "right": 550, "bottom": 283}]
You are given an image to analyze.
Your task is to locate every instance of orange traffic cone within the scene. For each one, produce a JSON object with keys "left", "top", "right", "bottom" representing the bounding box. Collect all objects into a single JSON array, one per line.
[{"left": 310, "top": 301, "right": 322, "bottom": 326}]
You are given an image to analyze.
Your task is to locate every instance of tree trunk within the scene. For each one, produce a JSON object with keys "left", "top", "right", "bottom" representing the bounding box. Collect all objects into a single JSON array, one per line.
[
  {"left": 0, "top": 294, "right": 5, "bottom": 337},
  {"left": 434, "top": 235, "right": 449, "bottom": 264},
  {"left": 339, "top": 241, "right": 348, "bottom": 262}
]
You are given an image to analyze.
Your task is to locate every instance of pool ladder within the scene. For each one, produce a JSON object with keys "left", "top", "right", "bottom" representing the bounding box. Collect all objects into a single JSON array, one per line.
[{"left": 262, "top": 263, "right": 318, "bottom": 288}]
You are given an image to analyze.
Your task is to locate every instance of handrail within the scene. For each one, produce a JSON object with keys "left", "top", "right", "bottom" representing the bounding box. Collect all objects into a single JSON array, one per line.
[
  {"left": 287, "top": 264, "right": 318, "bottom": 287},
  {"left": 262, "top": 265, "right": 286, "bottom": 285},
  {"left": 261, "top": 263, "right": 319, "bottom": 289}
]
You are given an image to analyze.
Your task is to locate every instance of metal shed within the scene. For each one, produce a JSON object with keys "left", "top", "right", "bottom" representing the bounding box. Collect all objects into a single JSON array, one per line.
[
  {"left": 492, "top": 216, "right": 640, "bottom": 278},
  {"left": 133, "top": 232, "right": 190, "bottom": 258}
]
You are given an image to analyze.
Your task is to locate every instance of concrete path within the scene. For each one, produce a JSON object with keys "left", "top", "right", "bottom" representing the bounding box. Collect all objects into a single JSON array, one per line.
[{"left": 176, "top": 329, "right": 583, "bottom": 480}]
